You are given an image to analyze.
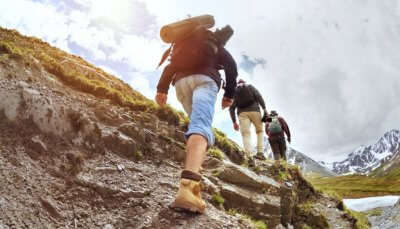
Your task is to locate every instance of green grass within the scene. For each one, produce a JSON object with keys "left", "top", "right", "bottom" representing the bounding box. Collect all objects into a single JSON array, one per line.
[
  {"left": 212, "top": 194, "right": 225, "bottom": 205},
  {"left": 365, "top": 208, "right": 383, "bottom": 217},
  {"left": 345, "top": 208, "right": 371, "bottom": 229},
  {"left": 213, "top": 128, "right": 241, "bottom": 154},
  {"left": 133, "top": 151, "right": 143, "bottom": 160},
  {"left": 225, "top": 208, "right": 268, "bottom": 228},
  {"left": 308, "top": 174, "right": 400, "bottom": 198},
  {"left": 253, "top": 220, "right": 267, "bottom": 229},
  {"left": 0, "top": 27, "right": 183, "bottom": 126},
  {"left": 208, "top": 147, "right": 224, "bottom": 160}
]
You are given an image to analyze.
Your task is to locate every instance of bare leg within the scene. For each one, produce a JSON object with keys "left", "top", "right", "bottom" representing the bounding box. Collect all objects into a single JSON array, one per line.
[{"left": 185, "top": 134, "right": 208, "bottom": 173}]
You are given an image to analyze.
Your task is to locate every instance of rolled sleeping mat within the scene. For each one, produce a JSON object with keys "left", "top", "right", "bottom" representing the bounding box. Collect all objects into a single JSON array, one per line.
[
  {"left": 214, "top": 25, "right": 234, "bottom": 46},
  {"left": 160, "top": 14, "right": 215, "bottom": 43}
]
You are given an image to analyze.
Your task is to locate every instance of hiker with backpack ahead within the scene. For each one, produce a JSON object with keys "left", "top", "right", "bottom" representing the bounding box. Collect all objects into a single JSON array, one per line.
[
  {"left": 229, "top": 79, "right": 268, "bottom": 164},
  {"left": 155, "top": 15, "right": 237, "bottom": 214},
  {"left": 265, "top": 110, "right": 291, "bottom": 161}
]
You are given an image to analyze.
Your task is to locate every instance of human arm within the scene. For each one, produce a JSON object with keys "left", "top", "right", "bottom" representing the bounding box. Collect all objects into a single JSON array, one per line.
[
  {"left": 229, "top": 100, "right": 239, "bottom": 130},
  {"left": 279, "top": 117, "right": 291, "bottom": 143},
  {"left": 156, "top": 64, "right": 176, "bottom": 95},
  {"left": 218, "top": 47, "right": 238, "bottom": 99}
]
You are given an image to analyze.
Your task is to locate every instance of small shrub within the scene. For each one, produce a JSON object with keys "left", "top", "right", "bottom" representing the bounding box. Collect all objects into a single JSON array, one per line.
[
  {"left": 253, "top": 220, "right": 267, "bottom": 229},
  {"left": 0, "top": 42, "right": 12, "bottom": 54},
  {"left": 301, "top": 225, "right": 312, "bottom": 229},
  {"left": 226, "top": 208, "right": 238, "bottom": 216},
  {"left": 345, "top": 208, "right": 371, "bottom": 229},
  {"left": 212, "top": 170, "right": 221, "bottom": 177},
  {"left": 134, "top": 151, "right": 143, "bottom": 160},
  {"left": 208, "top": 147, "right": 224, "bottom": 160},
  {"left": 212, "top": 194, "right": 225, "bottom": 205}
]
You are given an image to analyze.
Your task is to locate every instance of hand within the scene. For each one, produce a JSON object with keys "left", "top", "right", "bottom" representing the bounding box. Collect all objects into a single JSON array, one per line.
[
  {"left": 263, "top": 109, "right": 269, "bottom": 118},
  {"left": 261, "top": 113, "right": 268, "bottom": 122},
  {"left": 155, "top": 92, "right": 167, "bottom": 106},
  {"left": 233, "top": 122, "right": 239, "bottom": 131},
  {"left": 221, "top": 97, "right": 233, "bottom": 110}
]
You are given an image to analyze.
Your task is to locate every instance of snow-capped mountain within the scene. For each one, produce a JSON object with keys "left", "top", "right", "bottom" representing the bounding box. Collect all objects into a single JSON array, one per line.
[
  {"left": 321, "top": 129, "right": 400, "bottom": 175},
  {"left": 261, "top": 137, "right": 335, "bottom": 177}
]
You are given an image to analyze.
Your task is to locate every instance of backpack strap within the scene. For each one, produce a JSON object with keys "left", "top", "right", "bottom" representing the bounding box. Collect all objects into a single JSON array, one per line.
[{"left": 157, "top": 45, "right": 172, "bottom": 68}]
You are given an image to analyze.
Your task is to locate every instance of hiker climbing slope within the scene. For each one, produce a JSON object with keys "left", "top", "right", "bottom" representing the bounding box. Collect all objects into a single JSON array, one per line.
[
  {"left": 155, "top": 15, "right": 237, "bottom": 213},
  {"left": 265, "top": 110, "right": 291, "bottom": 161},
  {"left": 229, "top": 79, "right": 268, "bottom": 163}
]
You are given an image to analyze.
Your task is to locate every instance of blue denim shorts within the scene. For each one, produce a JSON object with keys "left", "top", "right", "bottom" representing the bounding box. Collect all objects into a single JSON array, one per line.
[{"left": 175, "top": 74, "right": 218, "bottom": 146}]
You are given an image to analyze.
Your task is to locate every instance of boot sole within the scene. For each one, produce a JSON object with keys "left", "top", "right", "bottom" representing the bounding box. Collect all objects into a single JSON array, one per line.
[{"left": 170, "top": 200, "right": 205, "bottom": 214}]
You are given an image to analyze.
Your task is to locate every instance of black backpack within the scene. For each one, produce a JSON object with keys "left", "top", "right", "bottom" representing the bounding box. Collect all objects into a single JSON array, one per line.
[
  {"left": 158, "top": 26, "right": 219, "bottom": 70},
  {"left": 235, "top": 84, "right": 255, "bottom": 108}
]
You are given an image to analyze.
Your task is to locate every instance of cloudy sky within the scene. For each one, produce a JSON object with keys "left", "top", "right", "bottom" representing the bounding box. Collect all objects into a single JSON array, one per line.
[{"left": 1, "top": 0, "right": 399, "bottom": 162}]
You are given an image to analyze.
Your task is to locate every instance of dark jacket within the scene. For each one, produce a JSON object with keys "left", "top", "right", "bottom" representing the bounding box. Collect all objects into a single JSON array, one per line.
[
  {"left": 229, "top": 84, "right": 266, "bottom": 123},
  {"left": 265, "top": 116, "right": 291, "bottom": 141},
  {"left": 156, "top": 46, "right": 238, "bottom": 98}
]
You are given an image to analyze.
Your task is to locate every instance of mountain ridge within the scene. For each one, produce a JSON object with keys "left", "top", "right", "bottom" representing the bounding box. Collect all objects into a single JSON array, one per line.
[{"left": 320, "top": 129, "right": 400, "bottom": 175}]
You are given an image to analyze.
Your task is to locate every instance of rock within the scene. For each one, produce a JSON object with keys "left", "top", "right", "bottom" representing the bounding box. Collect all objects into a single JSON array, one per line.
[
  {"left": 101, "top": 128, "right": 137, "bottom": 159},
  {"left": 220, "top": 183, "right": 281, "bottom": 226},
  {"left": 174, "top": 130, "right": 186, "bottom": 143},
  {"left": 203, "top": 157, "right": 223, "bottom": 169},
  {"left": 116, "top": 164, "right": 125, "bottom": 172},
  {"left": 39, "top": 197, "right": 63, "bottom": 219},
  {"left": 94, "top": 104, "right": 121, "bottom": 126},
  {"left": 20, "top": 86, "right": 73, "bottom": 136},
  {"left": 17, "top": 80, "right": 29, "bottom": 88},
  {"left": 285, "top": 182, "right": 293, "bottom": 188},
  {"left": 103, "top": 224, "right": 114, "bottom": 229},
  {"left": 218, "top": 161, "right": 280, "bottom": 192},
  {"left": 143, "top": 128, "right": 157, "bottom": 142},
  {"left": 0, "top": 89, "right": 21, "bottom": 121},
  {"left": 202, "top": 176, "right": 219, "bottom": 194},
  {"left": 118, "top": 123, "right": 146, "bottom": 144},
  {"left": 280, "top": 185, "right": 297, "bottom": 227},
  {"left": 225, "top": 148, "right": 245, "bottom": 165},
  {"left": 29, "top": 135, "right": 47, "bottom": 152},
  {"left": 172, "top": 144, "right": 185, "bottom": 162}
]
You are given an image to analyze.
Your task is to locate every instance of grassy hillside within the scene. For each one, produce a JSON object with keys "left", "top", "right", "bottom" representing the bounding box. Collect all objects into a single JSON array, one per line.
[
  {"left": 0, "top": 27, "right": 187, "bottom": 126},
  {"left": 0, "top": 26, "right": 241, "bottom": 158},
  {"left": 308, "top": 173, "right": 400, "bottom": 198}
]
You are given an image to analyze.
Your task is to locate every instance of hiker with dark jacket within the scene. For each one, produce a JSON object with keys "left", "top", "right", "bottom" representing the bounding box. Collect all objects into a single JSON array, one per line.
[
  {"left": 265, "top": 110, "right": 291, "bottom": 161},
  {"left": 155, "top": 23, "right": 237, "bottom": 214},
  {"left": 229, "top": 80, "right": 268, "bottom": 162}
]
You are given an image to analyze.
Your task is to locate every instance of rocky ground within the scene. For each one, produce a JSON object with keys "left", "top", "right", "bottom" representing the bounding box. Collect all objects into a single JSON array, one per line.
[
  {"left": 366, "top": 200, "right": 400, "bottom": 229},
  {"left": 0, "top": 35, "right": 366, "bottom": 228}
]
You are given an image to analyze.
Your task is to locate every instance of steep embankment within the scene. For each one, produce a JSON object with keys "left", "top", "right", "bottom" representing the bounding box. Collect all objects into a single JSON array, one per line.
[{"left": 0, "top": 27, "right": 367, "bottom": 228}]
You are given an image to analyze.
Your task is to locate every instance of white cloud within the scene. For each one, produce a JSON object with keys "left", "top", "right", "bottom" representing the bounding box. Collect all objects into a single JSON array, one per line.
[
  {"left": 127, "top": 72, "right": 154, "bottom": 99},
  {"left": 0, "top": 0, "right": 71, "bottom": 52},
  {"left": 109, "top": 34, "right": 164, "bottom": 72},
  {"left": 2, "top": 0, "right": 400, "bottom": 162}
]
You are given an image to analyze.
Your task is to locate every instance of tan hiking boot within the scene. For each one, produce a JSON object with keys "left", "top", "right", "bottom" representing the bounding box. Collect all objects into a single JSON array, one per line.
[
  {"left": 254, "top": 152, "right": 266, "bottom": 160},
  {"left": 170, "top": 178, "right": 206, "bottom": 213}
]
